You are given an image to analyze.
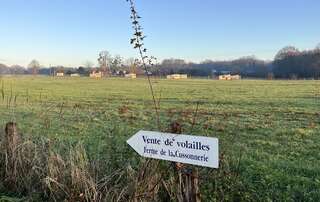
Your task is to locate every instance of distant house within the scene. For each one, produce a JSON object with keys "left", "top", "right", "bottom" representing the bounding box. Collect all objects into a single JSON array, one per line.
[
  {"left": 70, "top": 73, "right": 80, "bottom": 77},
  {"left": 166, "top": 74, "right": 188, "bottom": 79},
  {"left": 124, "top": 73, "right": 137, "bottom": 79},
  {"left": 89, "top": 71, "right": 102, "bottom": 78},
  {"left": 56, "top": 72, "right": 64, "bottom": 77},
  {"left": 116, "top": 70, "right": 127, "bottom": 76},
  {"left": 219, "top": 74, "right": 241, "bottom": 80}
]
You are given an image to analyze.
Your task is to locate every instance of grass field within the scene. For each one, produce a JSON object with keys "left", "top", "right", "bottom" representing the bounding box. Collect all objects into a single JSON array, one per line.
[{"left": 0, "top": 76, "right": 320, "bottom": 201}]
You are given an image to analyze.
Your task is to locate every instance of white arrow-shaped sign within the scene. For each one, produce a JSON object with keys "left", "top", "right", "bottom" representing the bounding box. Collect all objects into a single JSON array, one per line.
[{"left": 127, "top": 130, "right": 219, "bottom": 168}]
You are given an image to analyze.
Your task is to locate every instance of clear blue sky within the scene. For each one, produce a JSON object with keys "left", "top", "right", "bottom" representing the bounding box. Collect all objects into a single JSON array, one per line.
[{"left": 0, "top": 0, "right": 319, "bottom": 67}]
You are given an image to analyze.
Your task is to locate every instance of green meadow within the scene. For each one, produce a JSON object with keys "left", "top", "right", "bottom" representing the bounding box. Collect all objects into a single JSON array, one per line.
[{"left": 0, "top": 76, "right": 319, "bottom": 201}]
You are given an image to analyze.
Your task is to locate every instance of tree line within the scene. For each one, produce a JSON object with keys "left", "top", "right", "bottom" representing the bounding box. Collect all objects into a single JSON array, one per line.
[
  {"left": 1, "top": 44, "right": 320, "bottom": 79},
  {"left": 152, "top": 44, "right": 320, "bottom": 79}
]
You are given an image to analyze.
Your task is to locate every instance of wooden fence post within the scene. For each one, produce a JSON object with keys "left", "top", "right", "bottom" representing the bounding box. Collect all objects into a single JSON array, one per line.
[{"left": 4, "top": 122, "right": 20, "bottom": 189}]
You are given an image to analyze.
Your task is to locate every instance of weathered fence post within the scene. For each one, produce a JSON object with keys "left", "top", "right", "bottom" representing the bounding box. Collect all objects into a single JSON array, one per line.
[{"left": 4, "top": 122, "right": 20, "bottom": 189}]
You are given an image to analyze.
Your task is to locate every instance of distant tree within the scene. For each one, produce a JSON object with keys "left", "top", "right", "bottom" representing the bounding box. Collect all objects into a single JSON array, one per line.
[
  {"left": 274, "top": 46, "right": 300, "bottom": 61},
  {"left": 66, "top": 68, "right": 77, "bottom": 75},
  {"left": 39, "top": 68, "right": 51, "bottom": 75},
  {"left": 267, "top": 72, "right": 274, "bottom": 80},
  {"left": 56, "top": 66, "right": 64, "bottom": 73},
  {"left": 124, "top": 57, "right": 135, "bottom": 67},
  {"left": 311, "top": 56, "right": 320, "bottom": 79},
  {"left": 125, "top": 58, "right": 140, "bottom": 74},
  {"left": 273, "top": 45, "right": 320, "bottom": 79},
  {"left": 84, "top": 61, "right": 94, "bottom": 69},
  {"left": 10, "top": 65, "right": 26, "bottom": 74},
  {"left": 77, "top": 66, "right": 87, "bottom": 75},
  {"left": 49, "top": 67, "right": 56, "bottom": 76},
  {"left": 110, "top": 55, "right": 123, "bottom": 74},
  {"left": 98, "top": 51, "right": 112, "bottom": 76},
  {"left": 159, "top": 58, "right": 187, "bottom": 75},
  {"left": 231, "top": 56, "right": 268, "bottom": 77},
  {"left": 28, "top": 60, "right": 40, "bottom": 76},
  {"left": 0, "top": 63, "right": 9, "bottom": 75}
]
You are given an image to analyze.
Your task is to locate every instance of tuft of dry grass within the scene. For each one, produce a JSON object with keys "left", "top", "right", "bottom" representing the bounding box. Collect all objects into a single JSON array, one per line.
[{"left": 0, "top": 121, "right": 245, "bottom": 201}]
